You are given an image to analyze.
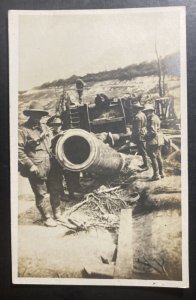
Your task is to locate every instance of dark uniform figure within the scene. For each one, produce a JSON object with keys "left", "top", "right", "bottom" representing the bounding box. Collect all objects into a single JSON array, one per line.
[
  {"left": 76, "top": 78, "right": 85, "bottom": 103},
  {"left": 131, "top": 102, "right": 148, "bottom": 169},
  {"left": 47, "top": 117, "right": 66, "bottom": 221},
  {"left": 18, "top": 102, "right": 57, "bottom": 227},
  {"left": 143, "top": 103, "right": 165, "bottom": 181},
  {"left": 48, "top": 116, "right": 82, "bottom": 206}
]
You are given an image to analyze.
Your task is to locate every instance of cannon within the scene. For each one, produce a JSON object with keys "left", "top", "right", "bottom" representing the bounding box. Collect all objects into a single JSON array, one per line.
[
  {"left": 55, "top": 129, "right": 125, "bottom": 174},
  {"left": 59, "top": 94, "right": 127, "bottom": 134},
  {"left": 57, "top": 90, "right": 180, "bottom": 133}
]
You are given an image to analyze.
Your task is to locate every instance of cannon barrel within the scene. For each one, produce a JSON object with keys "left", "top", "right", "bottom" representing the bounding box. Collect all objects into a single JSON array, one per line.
[{"left": 55, "top": 129, "right": 125, "bottom": 174}]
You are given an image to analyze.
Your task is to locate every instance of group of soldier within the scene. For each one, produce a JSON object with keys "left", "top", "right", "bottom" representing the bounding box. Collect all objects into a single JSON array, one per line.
[
  {"left": 131, "top": 100, "right": 165, "bottom": 180},
  {"left": 18, "top": 95, "right": 165, "bottom": 227}
]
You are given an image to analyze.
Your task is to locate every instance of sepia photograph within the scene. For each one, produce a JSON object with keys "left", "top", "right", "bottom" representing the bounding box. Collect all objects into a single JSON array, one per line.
[{"left": 9, "top": 7, "right": 188, "bottom": 287}]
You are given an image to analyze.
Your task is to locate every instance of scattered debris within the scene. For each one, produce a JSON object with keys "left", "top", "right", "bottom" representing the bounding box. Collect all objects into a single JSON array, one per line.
[
  {"left": 100, "top": 256, "right": 110, "bottom": 265},
  {"left": 83, "top": 264, "right": 114, "bottom": 279},
  {"left": 64, "top": 193, "right": 93, "bottom": 216},
  {"left": 96, "top": 185, "right": 121, "bottom": 194},
  {"left": 137, "top": 256, "right": 168, "bottom": 278},
  {"left": 61, "top": 174, "right": 139, "bottom": 234}
]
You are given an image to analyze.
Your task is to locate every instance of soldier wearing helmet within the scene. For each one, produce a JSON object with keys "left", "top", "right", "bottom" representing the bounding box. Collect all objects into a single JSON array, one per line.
[
  {"left": 48, "top": 116, "right": 82, "bottom": 216},
  {"left": 143, "top": 103, "right": 165, "bottom": 181},
  {"left": 46, "top": 116, "right": 69, "bottom": 223}
]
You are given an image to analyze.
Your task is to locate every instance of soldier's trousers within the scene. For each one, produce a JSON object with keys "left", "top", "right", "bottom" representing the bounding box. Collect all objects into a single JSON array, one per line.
[
  {"left": 64, "top": 171, "right": 80, "bottom": 197},
  {"left": 28, "top": 175, "right": 50, "bottom": 220},
  {"left": 148, "top": 145, "right": 164, "bottom": 177},
  {"left": 77, "top": 89, "right": 83, "bottom": 102},
  {"left": 48, "top": 162, "right": 81, "bottom": 217},
  {"left": 137, "top": 141, "right": 148, "bottom": 167},
  {"left": 47, "top": 161, "right": 65, "bottom": 217}
]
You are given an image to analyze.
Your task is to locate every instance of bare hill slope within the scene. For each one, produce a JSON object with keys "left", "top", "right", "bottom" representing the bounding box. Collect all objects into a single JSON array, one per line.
[{"left": 19, "top": 75, "right": 180, "bottom": 124}]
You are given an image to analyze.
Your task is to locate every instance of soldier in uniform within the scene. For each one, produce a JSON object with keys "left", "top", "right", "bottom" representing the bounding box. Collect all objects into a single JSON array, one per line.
[
  {"left": 143, "top": 103, "right": 165, "bottom": 181},
  {"left": 47, "top": 117, "right": 65, "bottom": 222},
  {"left": 48, "top": 116, "right": 82, "bottom": 207},
  {"left": 76, "top": 78, "right": 85, "bottom": 104},
  {"left": 131, "top": 102, "right": 148, "bottom": 170},
  {"left": 18, "top": 102, "right": 57, "bottom": 227}
]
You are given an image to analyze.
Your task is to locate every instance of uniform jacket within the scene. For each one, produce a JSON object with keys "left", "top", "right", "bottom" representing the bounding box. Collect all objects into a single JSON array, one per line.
[
  {"left": 18, "top": 119, "right": 52, "bottom": 178},
  {"left": 146, "top": 113, "right": 164, "bottom": 146},
  {"left": 131, "top": 111, "right": 147, "bottom": 143}
]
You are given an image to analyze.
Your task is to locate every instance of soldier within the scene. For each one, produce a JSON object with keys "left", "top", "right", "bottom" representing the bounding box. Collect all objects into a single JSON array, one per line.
[
  {"left": 47, "top": 117, "right": 66, "bottom": 222},
  {"left": 18, "top": 102, "right": 57, "bottom": 227},
  {"left": 76, "top": 78, "right": 85, "bottom": 103},
  {"left": 143, "top": 103, "right": 165, "bottom": 181},
  {"left": 48, "top": 116, "right": 82, "bottom": 204},
  {"left": 131, "top": 101, "right": 148, "bottom": 170}
]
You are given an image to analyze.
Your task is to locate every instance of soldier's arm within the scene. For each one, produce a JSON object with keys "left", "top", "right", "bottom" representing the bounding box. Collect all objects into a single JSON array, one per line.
[
  {"left": 148, "top": 118, "right": 157, "bottom": 138},
  {"left": 18, "top": 129, "right": 34, "bottom": 169},
  {"left": 136, "top": 116, "right": 142, "bottom": 132},
  {"left": 130, "top": 117, "right": 139, "bottom": 142}
]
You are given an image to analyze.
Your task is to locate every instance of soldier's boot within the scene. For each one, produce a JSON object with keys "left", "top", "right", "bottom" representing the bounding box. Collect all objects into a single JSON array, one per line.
[
  {"left": 159, "top": 164, "right": 165, "bottom": 178},
  {"left": 139, "top": 163, "right": 149, "bottom": 170},
  {"left": 44, "top": 217, "right": 58, "bottom": 227},
  {"left": 37, "top": 206, "right": 57, "bottom": 227},
  {"left": 139, "top": 155, "right": 149, "bottom": 170},
  {"left": 67, "top": 172, "right": 83, "bottom": 199},
  {"left": 79, "top": 96, "right": 82, "bottom": 104},
  {"left": 157, "top": 155, "right": 165, "bottom": 178},
  {"left": 150, "top": 174, "right": 160, "bottom": 181},
  {"left": 53, "top": 206, "right": 67, "bottom": 224},
  {"left": 74, "top": 185, "right": 83, "bottom": 194},
  {"left": 150, "top": 159, "right": 160, "bottom": 181}
]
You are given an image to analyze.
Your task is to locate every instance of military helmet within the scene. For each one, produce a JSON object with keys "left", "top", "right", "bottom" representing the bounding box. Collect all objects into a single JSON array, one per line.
[
  {"left": 50, "top": 117, "right": 62, "bottom": 125},
  {"left": 23, "top": 101, "right": 48, "bottom": 116},
  {"left": 143, "top": 103, "right": 155, "bottom": 111},
  {"left": 132, "top": 101, "right": 144, "bottom": 109}
]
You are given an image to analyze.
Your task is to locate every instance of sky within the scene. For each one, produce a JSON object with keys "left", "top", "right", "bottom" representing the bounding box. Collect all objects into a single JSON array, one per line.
[{"left": 18, "top": 8, "right": 182, "bottom": 91}]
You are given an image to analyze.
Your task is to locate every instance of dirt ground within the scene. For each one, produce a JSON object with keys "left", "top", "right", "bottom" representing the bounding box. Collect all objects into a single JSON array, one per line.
[{"left": 18, "top": 155, "right": 182, "bottom": 280}]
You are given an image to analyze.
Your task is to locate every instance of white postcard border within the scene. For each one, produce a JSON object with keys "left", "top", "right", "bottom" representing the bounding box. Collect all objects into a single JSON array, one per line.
[{"left": 9, "top": 7, "right": 189, "bottom": 288}]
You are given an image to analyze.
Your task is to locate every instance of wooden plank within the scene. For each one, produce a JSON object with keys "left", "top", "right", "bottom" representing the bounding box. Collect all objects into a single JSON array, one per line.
[{"left": 114, "top": 209, "right": 133, "bottom": 278}]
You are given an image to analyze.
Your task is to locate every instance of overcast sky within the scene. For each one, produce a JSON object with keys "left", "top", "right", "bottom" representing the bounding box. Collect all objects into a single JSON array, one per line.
[{"left": 18, "top": 8, "right": 182, "bottom": 90}]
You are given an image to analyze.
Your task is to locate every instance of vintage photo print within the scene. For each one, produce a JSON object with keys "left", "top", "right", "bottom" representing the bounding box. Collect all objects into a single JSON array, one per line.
[{"left": 9, "top": 7, "right": 188, "bottom": 287}]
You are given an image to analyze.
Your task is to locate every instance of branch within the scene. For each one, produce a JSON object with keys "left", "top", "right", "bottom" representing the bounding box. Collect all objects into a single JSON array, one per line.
[
  {"left": 64, "top": 193, "right": 93, "bottom": 216},
  {"left": 96, "top": 186, "right": 121, "bottom": 194}
]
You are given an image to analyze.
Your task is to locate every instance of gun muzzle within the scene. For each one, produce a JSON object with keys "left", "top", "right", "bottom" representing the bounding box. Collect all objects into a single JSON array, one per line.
[{"left": 55, "top": 129, "right": 125, "bottom": 174}]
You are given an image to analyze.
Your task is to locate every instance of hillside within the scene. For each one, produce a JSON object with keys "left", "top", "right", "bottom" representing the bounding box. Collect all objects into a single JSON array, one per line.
[
  {"left": 31, "top": 52, "right": 179, "bottom": 91},
  {"left": 18, "top": 75, "right": 180, "bottom": 124}
]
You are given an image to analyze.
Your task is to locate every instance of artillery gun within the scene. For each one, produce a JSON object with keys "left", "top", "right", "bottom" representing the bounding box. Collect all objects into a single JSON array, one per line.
[
  {"left": 55, "top": 89, "right": 180, "bottom": 133},
  {"left": 51, "top": 87, "right": 180, "bottom": 161}
]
